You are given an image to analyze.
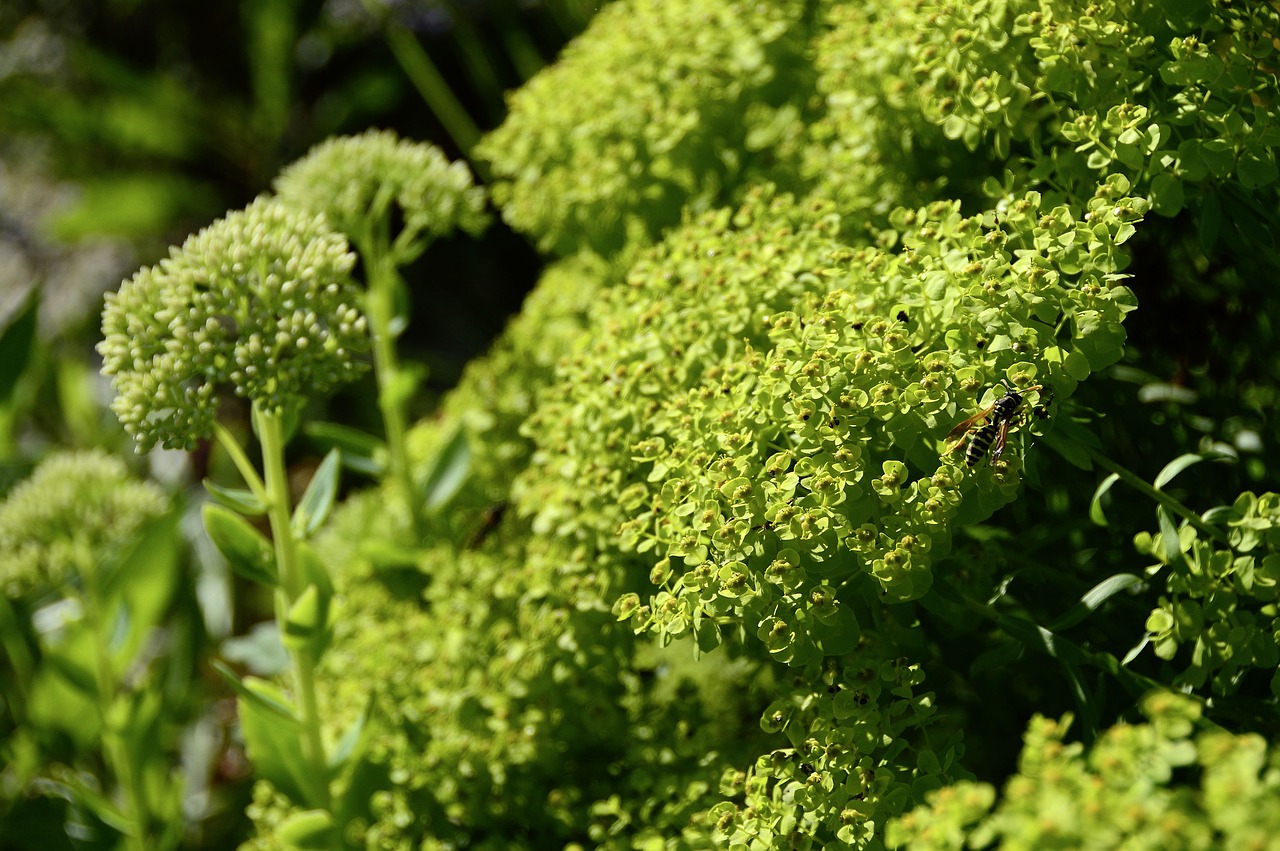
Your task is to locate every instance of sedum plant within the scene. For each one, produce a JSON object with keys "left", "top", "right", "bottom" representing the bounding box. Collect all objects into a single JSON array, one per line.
[
  {"left": 275, "top": 129, "right": 489, "bottom": 538},
  {"left": 0, "top": 449, "right": 181, "bottom": 851},
  {"left": 99, "top": 196, "right": 372, "bottom": 848}
]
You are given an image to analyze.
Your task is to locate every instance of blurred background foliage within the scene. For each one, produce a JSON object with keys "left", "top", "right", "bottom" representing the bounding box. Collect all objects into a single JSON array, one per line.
[
  {"left": 0, "top": 0, "right": 600, "bottom": 451},
  {"left": 0, "top": 1, "right": 599, "bottom": 847}
]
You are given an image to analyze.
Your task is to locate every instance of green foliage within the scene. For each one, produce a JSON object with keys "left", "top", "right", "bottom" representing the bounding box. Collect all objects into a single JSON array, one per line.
[
  {"left": 224, "top": 0, "right": 1280, "bottom": 848},
  {"left": 8, "top": 0, "right": 1279, "bottom": 848},
  {"left": 98, "top": 197, "right": 369, "bottom": 451},
  {"left": 1138, "top": 490, "right": 1280, "bottom": 697},
  {"left": 476, "top": 0, "right": 812, "bottom": 256},
  {"left": 0, "top": 449, "right": 167, "bottom": 598},
  {"left": 887, "top": 691, "right": 1280, "bottom": 850}
]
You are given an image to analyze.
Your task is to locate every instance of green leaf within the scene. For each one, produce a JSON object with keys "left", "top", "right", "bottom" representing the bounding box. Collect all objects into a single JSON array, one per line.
[
  {"left": 202, "top": 503, "right": 278, "bottom": 586},
  {"left": 420, "top": 426, "right": 471, "bottom": 513},
  {"left": 328, "top": 698, "right": 373, "bottom": 776},
  {"left": 212, "top": 660, "right": 297, "bottom": 720},
  {"left": 102, "top": 508, "right": 183, "bottom": 667},
  {"left": 1040, "top": 420, "right": 1098, "bottom": 471},
  {"left": 303, "top": 421, "right": 387, "bottom": 476},
  {"left": 204, "top": 479, "right": 268, "bottom": 516},
  {"left": 1153, "top": 452, "right": 1227, "bottom": 490},
  {"left": 220, "top": 622, "right": 289, "bottom": 677},
  {"left": 1157, "top": 507, "right": 1182, "bottom": 564},
  {"left": 0, "top": 290, "right": 38, "bottom": 407},
  {"left": 359, "top": 539, "right": 422, "bottom": 571},
  {"left": 292, "top": 449, "right": 341, "bottom": 539},
  {"left": 1049, "top": 574, "right": 1145, "bottom": 630},
  {"left": 1238, "top": 151, "right": 1278, "bottom": 189},
  {"left": 282, "top": 585, "right": 330, "bottom": 654},
  {"left": 233, "top": 680, "right": 324, "bottom": 807},
  {"left": 1089, "top": 473, "right": 1120, "bottom": 526},
  {"left": 278, "top": 810, "right": 337, "bottom": 851}
]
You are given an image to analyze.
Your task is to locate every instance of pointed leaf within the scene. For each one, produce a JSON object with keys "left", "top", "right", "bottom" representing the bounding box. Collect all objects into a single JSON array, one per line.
[
  {"left": 420, "top": 426, "right": 471, "bottom": 513},
  {"left": 237, "top": 688, "right": 322, "bottom": 807},
  {"left": 204, "top": 479, "right": 268, "bottom": 516},
  {"left": 0, "top": 290, "right": 38, "bottom": 406},
  {"left": 1049, "top": 573, "right": 1145, "bottom": 630},
  {"left": 203, "top": 503, "right": 278, "bottom": 586},
  {"left": 1089, "top": 473, "right": 1121, "bottom": 527},
  {"left": 211, "top": 660, "right": 297, "bottom": 721},
  {"left": 292, "top": 449, "right": 341, "bottom": 538},
  {"left": 328, "top": 698, "right": 373, "bottom": 776},
  {"left": 303, "top": 421, "right": 386, "bottom": 476},
  {"left": 282, "top": 585, "right": 329, "bottom": 654},
  {"left": 1153, "top": 452, "right": 1227, "bottom": 490}
]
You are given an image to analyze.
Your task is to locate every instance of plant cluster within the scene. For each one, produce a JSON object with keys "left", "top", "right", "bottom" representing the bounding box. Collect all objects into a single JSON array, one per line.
[
  {"left": 228, "top": 0, "right": 1279, "bottom": 848},
  {"left": 3, "top": 0, "right": 1279, "bottom": 848}
]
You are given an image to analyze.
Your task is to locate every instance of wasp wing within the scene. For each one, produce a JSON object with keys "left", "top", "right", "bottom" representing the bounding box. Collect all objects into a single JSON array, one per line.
[{"left": 945, "top": 403, "right": 996, "bottom": 449}]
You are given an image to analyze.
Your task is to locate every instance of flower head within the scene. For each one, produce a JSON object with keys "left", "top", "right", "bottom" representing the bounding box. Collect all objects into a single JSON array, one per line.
[
  {"left": 98, "top": 197, "right": 369, "bottom": 451},
  {"left": 274, "top": 129, "right": 488, "bottom": 262},
  {"left": 0, "top": 450, "right": 167, "bottom": 597}
]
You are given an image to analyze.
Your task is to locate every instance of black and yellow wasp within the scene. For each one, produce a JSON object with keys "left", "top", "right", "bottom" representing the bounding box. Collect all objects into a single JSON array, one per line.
[{"left": 946, "top": 380, "right": 1048, "bottom": 467}]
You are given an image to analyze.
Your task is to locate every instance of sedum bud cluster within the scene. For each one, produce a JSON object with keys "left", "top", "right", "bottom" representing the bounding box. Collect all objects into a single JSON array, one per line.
[
  {"left": 273, "top": 129, "right": 489, "bottom": 259},
  {"left": 99, "top": 197, "right": 368, "bottom": 451},
  {"left": 0, "top": 449, "right": 167, "bottom": 597}
]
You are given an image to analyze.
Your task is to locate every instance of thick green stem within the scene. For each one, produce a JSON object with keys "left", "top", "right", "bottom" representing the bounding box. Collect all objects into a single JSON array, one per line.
[
  {"left": 256, "top": 406, "right": 332, "bottom": 813},
  {"left": 78, "top": 546, "right": 150, "bottom": 851},
  {"left": 1082, "top": 444, "right": 1234, "bottom": 549},
  {"left": 357, "top": 233, "right": 426, "bottom": 541}
]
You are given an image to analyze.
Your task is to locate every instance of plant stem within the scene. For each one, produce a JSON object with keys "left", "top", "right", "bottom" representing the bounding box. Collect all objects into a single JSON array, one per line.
[
  {"left": 1081, "top": 444, "right": 1234, "bottom": 549},
  {"left": 78, "top": 544, "right": 150, "bottom": 851},
  {"left": 357, "top": 232, "right": 426, "bottom": 541},
  {"left": 256, "top": 406, "right": 332, "bottom": 813}
]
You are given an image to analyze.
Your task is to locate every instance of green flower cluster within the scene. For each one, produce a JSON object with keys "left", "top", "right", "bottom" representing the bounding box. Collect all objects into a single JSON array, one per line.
[
  {"left": 99, "top": 197, "right": 368, "bottom": 450},
  {"left": 710, "top": 647, "right": 951, "bottom": 849},
  {"left": 887, "top": 691, "right": 1280, "bottom": 850},
  {"left": 526, "top": 183, "right": 1139, "bottom": 663},
  {"left": 274, "top": 129, "right": 489, "bottom": 261},
  {"left": 0, "top": 449, "right": 166, "bottom": 597},
  {"left": 894, "top": 0, "right": 1280, "bottom": 211},
  {"left": 1139, "top": 491, "right": 1280, "bottom": 697},
  {"left": 476, "top": 0, "right": 809, "bottom": 256},
  {"left": 231, "top": 0, "right": 1280, "bottom": 848}
]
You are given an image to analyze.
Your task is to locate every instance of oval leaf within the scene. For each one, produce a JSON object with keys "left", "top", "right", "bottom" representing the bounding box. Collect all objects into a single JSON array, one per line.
[
  {"left": 202, "top": 503, "right": 277, "bottom": 586},
  {"left": 278, "top": 810, "right": 336, "bottom": 851},
  {"left": 292, "top": 449, "right": 341, "bottom": 539}
]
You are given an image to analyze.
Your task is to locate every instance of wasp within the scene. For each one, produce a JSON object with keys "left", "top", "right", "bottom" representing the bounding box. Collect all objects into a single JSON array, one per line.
[{"left": 946, "top": 380, "right": 1046, "bottom": 467}]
